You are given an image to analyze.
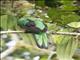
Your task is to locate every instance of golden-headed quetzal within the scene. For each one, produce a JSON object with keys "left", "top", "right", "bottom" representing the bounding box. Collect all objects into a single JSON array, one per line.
[{"left": 18, "top": 17, "right": 48, "bottom": 48}]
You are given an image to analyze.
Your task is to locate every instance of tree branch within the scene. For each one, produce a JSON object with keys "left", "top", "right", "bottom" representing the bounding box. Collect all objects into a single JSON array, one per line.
[
  {"left": 0, "top": 31, "right": 80, "bottom": 36},
  {"left": 48, "top": 31, "right": 80, "bottom": 36}
]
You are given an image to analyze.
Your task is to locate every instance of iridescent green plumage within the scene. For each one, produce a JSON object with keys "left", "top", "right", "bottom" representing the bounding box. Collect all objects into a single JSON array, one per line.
[
  {"left": 18, "top": 17, "right": 48, "bottom": 48},
  {"left": 35, "top": 33, "right": 48, "bottom": 48}
]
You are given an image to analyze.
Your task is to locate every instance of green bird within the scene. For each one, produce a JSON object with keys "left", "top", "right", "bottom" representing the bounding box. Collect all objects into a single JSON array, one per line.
[{"left": 18, "top": 17, "right": 48, "bottom": 48}]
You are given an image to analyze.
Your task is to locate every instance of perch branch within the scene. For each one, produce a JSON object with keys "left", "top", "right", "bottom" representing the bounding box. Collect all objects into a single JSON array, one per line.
[
  {"left": 48, "top": 31, "right": 80, "bottom": 36},
  {"left": 0, "top": 31, "right": 80, "bottom": 36},
  {"left": 0, "top": 31, "right": 24, "bottom": 34}
]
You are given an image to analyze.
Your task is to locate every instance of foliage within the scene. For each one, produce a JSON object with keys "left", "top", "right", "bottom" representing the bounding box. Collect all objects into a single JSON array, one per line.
[
  {"left": 0, "top": 0, "right": 80, "bottom": 60},
  {"left": 53, "top": 29, "right": 78, "bottom": 60},
  {"left": 67, "top": 22, "right": 80, "bottom": 28},
  {"left": 36, "top": 0, "right": 80, "bottom": 26}
]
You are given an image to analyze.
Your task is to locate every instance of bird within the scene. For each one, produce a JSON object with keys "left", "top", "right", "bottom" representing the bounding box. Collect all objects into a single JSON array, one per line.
[{"left": 17, "top": 16, "right": 48, "bottom": 48}]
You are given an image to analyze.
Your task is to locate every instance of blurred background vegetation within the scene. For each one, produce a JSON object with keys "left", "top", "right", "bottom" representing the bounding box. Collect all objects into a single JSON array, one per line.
[{"left": 0, "top": 0, "right": 80, "bottom": 60}]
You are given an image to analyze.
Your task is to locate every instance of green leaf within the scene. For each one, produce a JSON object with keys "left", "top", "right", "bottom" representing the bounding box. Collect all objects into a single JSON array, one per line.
[
  {"left": 67, "top": 22, "right": 80, "bottom": 28},
  {"left": 60, "top": 13, "right": 80, "bottom": 25},
  {"left": 47, "top": 8, "right": 61, "bottom": 20},
  {"left": 0, "top": 15, "right": 8, "bottom": 30},
  {"left": 7, "top": 15, "right": 18, "bottom": 29},
  {"left": 35, "top": 0, "right": 45, "bottom": 7},
  {"left": 53, "top": 28, "right": 78, "bottom": 60},
  {"left": 40, "top": 55, "right": 48, "bottom": 60},
  {"left": 60, "top": 0, "right": 74, "bottom": 5},
  {"left": 52, "top": 29, "right": 70, "bottom": 44},
  {"left": 61, "top": 4, "right": 78, "bottom": 11},
  {"left": 0, "top": 14, "right": 18, "bottom": 30}
]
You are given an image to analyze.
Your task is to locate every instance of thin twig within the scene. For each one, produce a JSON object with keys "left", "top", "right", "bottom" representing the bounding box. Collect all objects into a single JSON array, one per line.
[
  {"left": 0, "top": 31, "right": 24, "bottom": 34},
  {"left": 48, "top": 31, "right": 80, "bottom": 36},
  {"left": 0, "top": 31, "right": 80, "bottom": 36}
]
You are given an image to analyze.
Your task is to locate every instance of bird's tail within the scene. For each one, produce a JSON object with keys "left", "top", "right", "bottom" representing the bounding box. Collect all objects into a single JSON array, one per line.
[{"left": 34, "top": 33, "right": 48, "bottom": 48}]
